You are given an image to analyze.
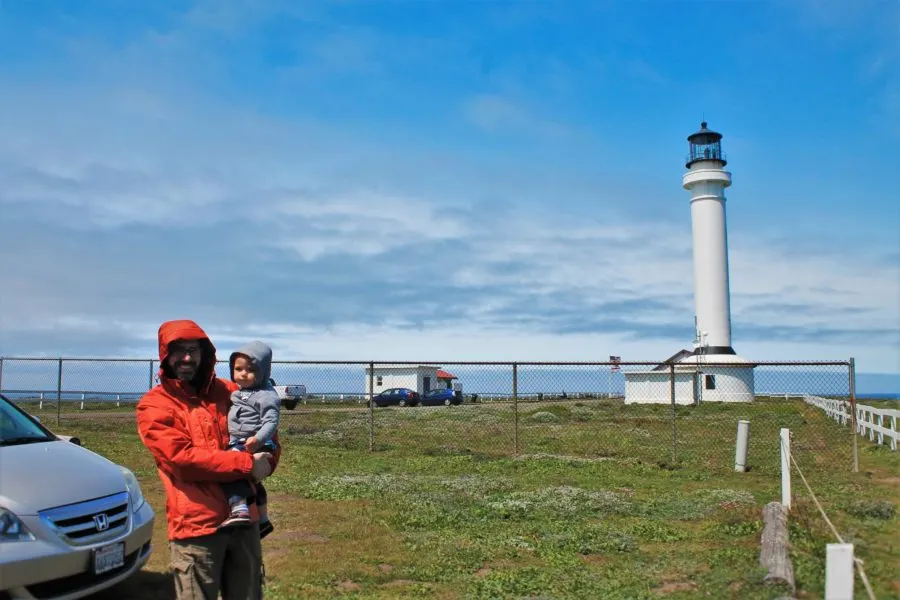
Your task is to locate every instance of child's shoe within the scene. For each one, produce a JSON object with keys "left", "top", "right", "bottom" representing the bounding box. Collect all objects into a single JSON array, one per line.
[
  {"left": 219, "top": 503, "right": 251, "bottom": 529},
  {"left": 259, "top": 519, "right": 275, "bottom": 539}
]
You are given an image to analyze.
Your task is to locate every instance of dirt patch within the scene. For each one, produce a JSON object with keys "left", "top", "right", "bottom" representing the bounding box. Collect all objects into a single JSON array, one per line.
[
  {"left": 270, "top": 529, "right": 330, "bottom": 544},
  {"left": 653, "top": 581, "right": 699, "bottom": 595},
  {"left": 476, "top": 567, "right": 492, "bottom": 577},
  {"left": 876, "top": 477, "right": 900, "bottom": 486},
  {"left": 263, "top": 546, "right": 291, "bottom": 561},
  {"left": 336, "top": 580, "right": 361, "bottom": 591},
  {"left": 380, "top": 579, "right": 420, "bottom": 588},
  {"left": 378, "top": 563, "right": 393, "bottom": 574}
]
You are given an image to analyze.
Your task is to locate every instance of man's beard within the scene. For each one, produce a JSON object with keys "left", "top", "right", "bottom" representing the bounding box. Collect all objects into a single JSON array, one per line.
[{"left": 175, "top": 363, "right": 198, "bottom": 382}]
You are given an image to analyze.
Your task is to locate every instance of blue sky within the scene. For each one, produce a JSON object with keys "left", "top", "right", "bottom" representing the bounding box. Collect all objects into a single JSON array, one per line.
[{"left": 0, "top": 0, "right": 898, "bottom": 374}]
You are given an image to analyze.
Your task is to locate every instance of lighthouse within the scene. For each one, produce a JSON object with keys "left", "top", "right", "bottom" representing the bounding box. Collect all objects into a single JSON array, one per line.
[
  {"left": 683, "top": 121, "right": 735, "bottom": 355},
  {"left": 624, "top": 121, "right": 755, "bottom": 404}
]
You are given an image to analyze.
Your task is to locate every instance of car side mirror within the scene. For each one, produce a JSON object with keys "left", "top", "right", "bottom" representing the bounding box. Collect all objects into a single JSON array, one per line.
[
  {"left": 57, "top": 434, "right": 82, "bottom": 446},
  {"left": 31, "top": 415, "right": 41, "bottom": 423}
]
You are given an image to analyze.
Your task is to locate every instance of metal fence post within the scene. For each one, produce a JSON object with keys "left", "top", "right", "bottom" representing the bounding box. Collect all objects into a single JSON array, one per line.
[
  {"left": 368, "top": 361, "right": 375, "bottom": 452},
  {"left": 56, "top": 358, "right": 63, "bottom": 428},
  {"left": 669, "top": 363, "right": 677, "bottom": 465},
  {"left": 0, "top": 357, "right": 4, "bottom": 392},
  {"left": 849, "top": 357, "right": 858, "bottom": 473},
  {"left": 148, "top": 359, "right": 155, "bottom": 390},
  {"left": 513, "top": 363, "right": 519, "bottom": 456}
]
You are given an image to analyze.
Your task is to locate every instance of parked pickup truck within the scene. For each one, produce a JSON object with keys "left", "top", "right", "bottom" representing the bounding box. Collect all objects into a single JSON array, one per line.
[{"left": 267, "top": 378, "right": 307, "bottom": 410}]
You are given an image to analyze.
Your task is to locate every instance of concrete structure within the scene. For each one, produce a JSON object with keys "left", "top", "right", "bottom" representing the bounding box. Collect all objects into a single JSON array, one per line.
[
  {"left": 365, "top": 364, "right": 461, "bottom": 396},
  {"left": 625, "top": 122, "right": 755, "bottom": 404},
  {"left": 624, "top": 354, "right": 756, "bottom": 404}
]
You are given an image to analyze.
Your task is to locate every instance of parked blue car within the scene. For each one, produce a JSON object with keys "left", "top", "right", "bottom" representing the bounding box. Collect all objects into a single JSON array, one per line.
[
  {"left": 420, "top": 388, "right": 462, "bottom": 406},
  {"left": 372, "top": 388, "right": 420, "bottom": 407}
]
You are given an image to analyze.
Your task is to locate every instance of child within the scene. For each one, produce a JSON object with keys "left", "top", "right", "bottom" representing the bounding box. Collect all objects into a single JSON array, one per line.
[{"left": 219, "top": 340, "right": 281, "bottom": 539}]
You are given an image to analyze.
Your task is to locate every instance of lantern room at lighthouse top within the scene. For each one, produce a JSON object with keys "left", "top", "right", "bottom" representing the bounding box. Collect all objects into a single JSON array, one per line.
[{"left": 686, "top": 121, "right": 727, "bottom": 168}]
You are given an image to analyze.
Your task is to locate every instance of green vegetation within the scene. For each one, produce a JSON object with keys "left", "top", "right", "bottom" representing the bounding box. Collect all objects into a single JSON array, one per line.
[{"left": 54, "top": 398, "right": 897, "bottom": 600}]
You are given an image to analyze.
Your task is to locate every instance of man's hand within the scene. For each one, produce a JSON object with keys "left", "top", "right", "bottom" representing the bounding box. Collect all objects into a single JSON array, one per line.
[
  {"left": 244, "top": 436, "right": 259, "bottom": 453},
  {"left": 251, "top": 452, "right": 273, "bottom": 481}
]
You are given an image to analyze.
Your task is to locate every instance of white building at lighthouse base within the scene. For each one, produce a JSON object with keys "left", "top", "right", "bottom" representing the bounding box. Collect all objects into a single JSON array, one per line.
[{"left": 623, "top": 351, "right": 755, "bottom": 405}]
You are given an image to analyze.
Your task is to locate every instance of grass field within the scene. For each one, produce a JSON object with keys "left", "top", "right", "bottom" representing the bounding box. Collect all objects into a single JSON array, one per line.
[{"left": 44, "top": 398, "right": 899, "bottom": 599}]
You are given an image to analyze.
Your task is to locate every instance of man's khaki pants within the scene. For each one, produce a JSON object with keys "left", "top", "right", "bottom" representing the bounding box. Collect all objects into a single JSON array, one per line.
[{"left": 170, "top": 525, "right": 263, "bottom": 600}]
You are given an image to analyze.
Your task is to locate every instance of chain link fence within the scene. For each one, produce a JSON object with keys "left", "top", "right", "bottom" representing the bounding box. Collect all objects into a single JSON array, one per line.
[{"left": 0, "top": 356, "right": 884, "bottom": 475}]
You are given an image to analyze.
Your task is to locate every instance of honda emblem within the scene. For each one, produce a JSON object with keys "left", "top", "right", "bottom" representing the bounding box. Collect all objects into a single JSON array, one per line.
[{"left": 93, "top": 513, "right": 109, "bottom": 532}]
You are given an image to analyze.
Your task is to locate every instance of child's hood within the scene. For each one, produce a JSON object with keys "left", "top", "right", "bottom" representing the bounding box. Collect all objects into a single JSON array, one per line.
[{"left": 229, "top": 340, "right": 273, "bottom": 384}]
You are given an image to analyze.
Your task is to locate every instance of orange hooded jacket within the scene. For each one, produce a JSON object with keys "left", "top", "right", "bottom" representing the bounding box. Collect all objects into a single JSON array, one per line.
[{"left": 136, "top": 319, "right": 280, "bottom": 541}]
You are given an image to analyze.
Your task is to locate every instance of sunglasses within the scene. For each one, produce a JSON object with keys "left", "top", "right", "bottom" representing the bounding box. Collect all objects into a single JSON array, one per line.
[{"left": 169, "top": 342, "right": 204, "bottom": 357}]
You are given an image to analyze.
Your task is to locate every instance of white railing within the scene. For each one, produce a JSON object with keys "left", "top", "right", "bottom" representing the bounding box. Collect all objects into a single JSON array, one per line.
[
  {"left": 0, "top": 389, "right": 142, "bottom": 402},
  {"left": 804, "top": 395, "right": 899, "bottom": 451}
]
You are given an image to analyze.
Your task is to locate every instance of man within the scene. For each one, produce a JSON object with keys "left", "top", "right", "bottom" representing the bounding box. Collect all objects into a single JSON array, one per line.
[{"left": 137, "top": 319, "right": 279, "bottom": 600}]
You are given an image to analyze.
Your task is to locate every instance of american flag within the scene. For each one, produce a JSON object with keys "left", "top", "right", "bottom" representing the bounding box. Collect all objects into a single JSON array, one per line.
[{"left": 609, "top": 355, "right": 621, "bottom": 372}]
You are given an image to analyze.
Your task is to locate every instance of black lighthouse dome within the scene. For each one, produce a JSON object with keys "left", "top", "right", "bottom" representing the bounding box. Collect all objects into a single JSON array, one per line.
[{"left": 686, "top": 121, "right": 727, "bottom": 168}]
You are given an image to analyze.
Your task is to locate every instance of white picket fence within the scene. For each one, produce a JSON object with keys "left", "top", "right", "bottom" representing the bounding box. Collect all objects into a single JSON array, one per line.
[{"left": 804, "top": 395, "right": 899, "bottom": 451}]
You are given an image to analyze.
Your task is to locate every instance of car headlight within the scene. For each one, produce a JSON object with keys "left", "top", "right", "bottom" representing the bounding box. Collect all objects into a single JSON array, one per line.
[
  {"left": 0, "top": 507, "right": 35, "bottom": 542},
  {"left": 121, "top": 467, "right": 145, "bottom": 513}
]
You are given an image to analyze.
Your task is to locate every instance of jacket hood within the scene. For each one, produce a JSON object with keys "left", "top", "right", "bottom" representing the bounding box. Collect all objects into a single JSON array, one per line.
[
  {"left": 229, "top": 341, "right": 273, "bottom": 385},
  {"left": 157, "top": 319, "right": 217, "bottom": 393}
]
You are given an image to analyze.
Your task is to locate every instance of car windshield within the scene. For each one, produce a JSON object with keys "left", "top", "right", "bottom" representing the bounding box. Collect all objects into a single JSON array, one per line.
[{"left": 0, "top": 395, "right": 55, "bottom": 445}]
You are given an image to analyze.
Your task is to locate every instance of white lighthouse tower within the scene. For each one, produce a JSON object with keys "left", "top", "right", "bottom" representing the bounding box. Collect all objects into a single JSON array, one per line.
[
  {"left": 683, "top": 121, "right": 735, "bottom": 355},
  {"left": 625, "top": 122, "right": 755, "bottom": 404},
  {"left": 677, "top": 121, "right": 755, "bottom": 402}
]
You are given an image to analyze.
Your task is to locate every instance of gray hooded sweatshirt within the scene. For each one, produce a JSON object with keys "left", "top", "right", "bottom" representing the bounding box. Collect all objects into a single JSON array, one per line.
[{"left": 227, "top": 341, "right": 281, "bottom": 446}]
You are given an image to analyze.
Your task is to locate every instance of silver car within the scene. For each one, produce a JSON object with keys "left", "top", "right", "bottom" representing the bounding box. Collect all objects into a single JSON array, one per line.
[{"left": 0, "top": 393, "right": 154, "bottom": 600}]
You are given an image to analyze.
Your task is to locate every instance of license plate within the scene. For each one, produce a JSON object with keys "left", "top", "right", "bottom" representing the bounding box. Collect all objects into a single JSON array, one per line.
[{"left": 93, "top": 542, "right": 125, "bottom": 575}]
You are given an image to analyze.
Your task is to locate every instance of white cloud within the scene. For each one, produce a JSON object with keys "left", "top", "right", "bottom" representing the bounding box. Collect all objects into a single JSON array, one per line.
[
  {"left": 463, "top": 94, "right": 570, "bottom": 137},
  {"left": 2, "top": 94, "right": 897, "bottom": 369},
  {"left": 269, "top": 191, "right": 466, "bottom": 261}
]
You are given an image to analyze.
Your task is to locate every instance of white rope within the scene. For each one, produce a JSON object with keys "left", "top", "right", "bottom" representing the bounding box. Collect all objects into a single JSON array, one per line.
[{"left": 783, "top": 436, "right": 877, "bottom": 600}]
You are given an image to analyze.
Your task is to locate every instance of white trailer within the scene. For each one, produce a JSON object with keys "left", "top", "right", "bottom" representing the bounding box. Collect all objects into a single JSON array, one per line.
[{"left": 364, "top": 364, "right": 445, "bottom": 396}]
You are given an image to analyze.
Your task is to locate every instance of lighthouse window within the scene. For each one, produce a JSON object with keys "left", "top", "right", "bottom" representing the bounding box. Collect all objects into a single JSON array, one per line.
[
  {"left": 705, "top": 374, "right": 716, "bottom": 390},
  {"left": 376, "top": 376, "right": 383, "bottom": 386}
]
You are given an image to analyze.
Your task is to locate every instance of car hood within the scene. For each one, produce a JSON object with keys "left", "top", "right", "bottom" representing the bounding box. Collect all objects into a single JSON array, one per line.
[{"left": 0, "top": 440, "right": 127, "bottom": 515}]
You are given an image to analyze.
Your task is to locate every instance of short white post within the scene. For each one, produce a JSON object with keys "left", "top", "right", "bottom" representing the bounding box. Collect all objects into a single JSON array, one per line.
[
  {"left": 80, "top": 401, "right": 85, "bottom": 410},
  {"left": 891, "top": 414, "right": 897, "bottom": 451},
  {"left": 780, "top": 428, "right": 791, "bottom": 511},
  {"left": 825, "top": 543, "right": 854, "bottom": 599},
  {"left": 734, "top": 420, "right": 750, "bottom": 472},
  {"left": 39, "top": 400, "right": 43, "bottom": 410}
]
